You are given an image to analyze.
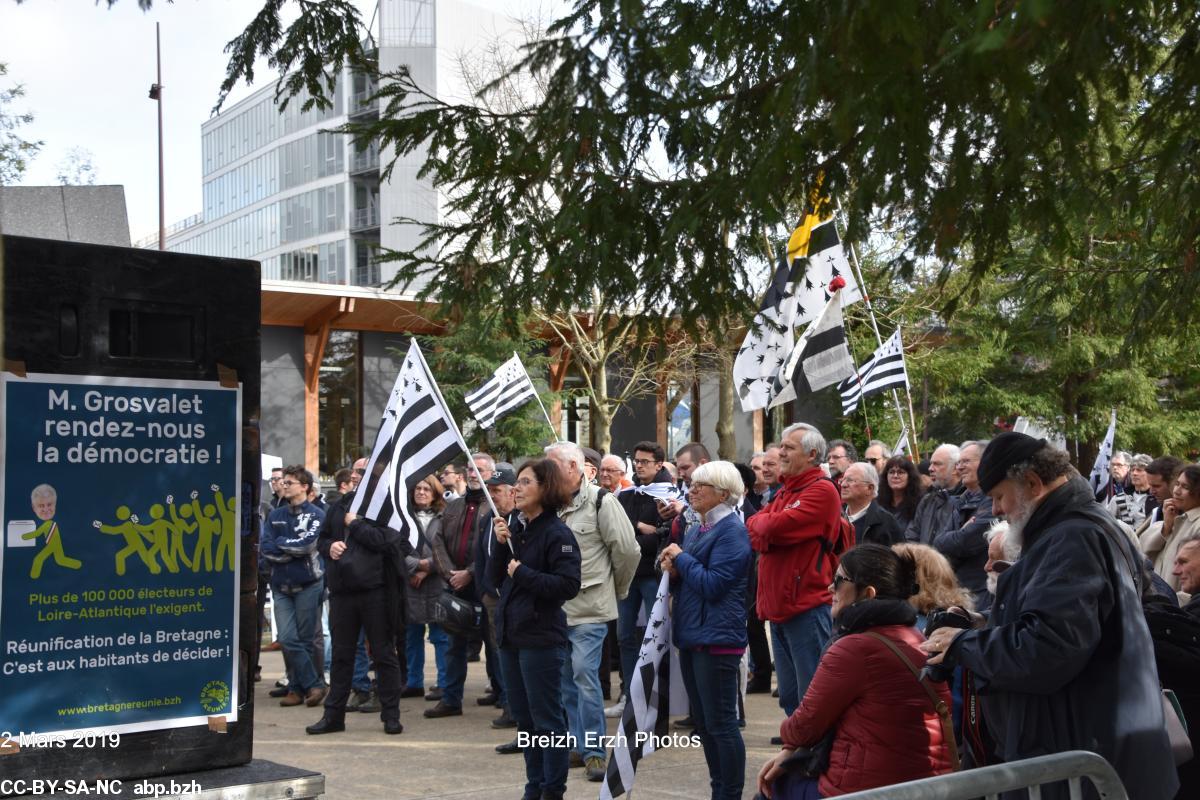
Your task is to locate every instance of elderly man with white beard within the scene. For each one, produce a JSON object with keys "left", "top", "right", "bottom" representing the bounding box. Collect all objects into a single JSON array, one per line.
[{"left": 921, "top": 433, "right": 1177, "bottom": 800}]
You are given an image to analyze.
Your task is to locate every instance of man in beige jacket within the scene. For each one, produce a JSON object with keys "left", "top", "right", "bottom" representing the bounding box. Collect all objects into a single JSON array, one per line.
[{"left": 545, "top": 442, "right": 639, "bottom": 782}]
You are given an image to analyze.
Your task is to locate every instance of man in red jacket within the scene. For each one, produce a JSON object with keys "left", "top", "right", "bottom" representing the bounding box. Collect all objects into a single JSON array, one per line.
[{"left": 746, "top": 422, "right": 843, "bottom": 721}]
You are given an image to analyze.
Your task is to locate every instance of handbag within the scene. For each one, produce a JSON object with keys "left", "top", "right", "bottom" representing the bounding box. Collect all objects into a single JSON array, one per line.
[
  {"left": 1162, "top": 688, "right": 1194, "bottom": 766},
  {"left": 775, "top": 731, "right": 835, "bottom": 779},
  {"left": 425, "top": 525, "right": 483, "bottom": 638},
  {"left": 865, "top": 631, "right": 962, "bottom": 771}
]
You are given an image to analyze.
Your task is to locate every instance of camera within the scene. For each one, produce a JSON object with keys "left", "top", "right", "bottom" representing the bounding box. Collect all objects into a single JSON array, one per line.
[{"left": 920, "top": 607, "right": 975, "bottom": 683}]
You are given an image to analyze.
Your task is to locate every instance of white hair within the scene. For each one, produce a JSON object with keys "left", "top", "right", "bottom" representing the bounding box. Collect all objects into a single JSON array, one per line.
[
  {"left": 691, "top": 461, "right": 744, "bottom": 506},
  {"left": 986, "top": 519, "right": 1022, "bottom": 562},
  {"left": 472, "top": 452, "right": 496, "bottom": 471},
  {"left": 959, "top": 440, "right": 989, "bottom": 455},
  {"left": 31, "top": 484, "right": 57, "bottom": 502},
  {"left": 781, "top": 422, "right": 827, "bottom": 462},
  {"left": 544, "top": 442, "right": 585, "bottom": 475},
  {"left": 934, "top": 443, "right": 961, "bottom": 465},
  {"left": 846, "top": 462, "right": 879, "bottom": 494},
  {"left": 866, "top": 439, "right": 892, "bottom": 458}
]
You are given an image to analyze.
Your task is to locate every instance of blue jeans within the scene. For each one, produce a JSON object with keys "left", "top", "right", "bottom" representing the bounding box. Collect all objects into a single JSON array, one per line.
[
  {"left": 273, "top": 580, "right": 326, "bottom": 692},
  {"left": 560, "top": 622, "right": 608, "bottom": 759},
  {"left": 443, "top": 631, "right": 468, "bottom": 708},
  {"left": 679, "top": 649, "right": 745, "bottom": 800},
  {"left": 405, "top": 622, "right": 449, "bottom": 689},
  {"left": 502, "top": 645, "right": 569, "bottom": 799},
  {"left": 352, "top": 629, "right": 370, "bottom": 692},
  {"left": 771, "top": 604, "right": 832, "bottom": 716},
  {"left": 616, "top": 576, "right": 659, "bottom": 698}
]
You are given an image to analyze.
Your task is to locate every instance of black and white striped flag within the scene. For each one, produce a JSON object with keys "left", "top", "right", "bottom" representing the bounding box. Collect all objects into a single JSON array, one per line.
[
  {"left": 837, "top": 328, "right": 910, "bottom": 415},
  {"left": 350, "top": 340, "right": 462, "bottom": 550},
  {"left": 767, "top": 278, "right": 856, "bottom": 408},
  {"left": 602, "top": 573, "right": 672, "bottom": 800},
  {"left": 463, "top": 354, "right": 538, "bottom": 429}
]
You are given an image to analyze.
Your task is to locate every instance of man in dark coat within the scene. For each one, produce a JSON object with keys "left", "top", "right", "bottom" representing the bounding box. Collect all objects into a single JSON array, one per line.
[
  {"left": 904, "top": 443, "right": 963, "bottom": 544},
  {"left": 933, "top": 441, "right": 995, "bottom": 612},
  {"left": 841, "top": 461, "right": 903, "bottom": 546},
  {"left": 923, "top": 433, "right": 1178, "bottom": 800}
]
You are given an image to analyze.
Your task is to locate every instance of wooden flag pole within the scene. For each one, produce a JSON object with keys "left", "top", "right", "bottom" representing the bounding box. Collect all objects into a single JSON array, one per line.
[
  {"left": 516, "top": 351, "right": 562, "bottom": 443},
  {"left": 835, "top": 203, "right": 920, "bottom": 460}
]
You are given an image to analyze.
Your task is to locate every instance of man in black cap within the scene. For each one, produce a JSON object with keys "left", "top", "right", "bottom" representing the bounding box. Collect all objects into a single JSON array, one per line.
[{"left": 921, "top": 432, "right": 1177, "bottom": 800}]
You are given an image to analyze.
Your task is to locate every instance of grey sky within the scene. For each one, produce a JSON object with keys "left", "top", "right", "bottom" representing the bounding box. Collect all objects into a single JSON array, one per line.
[{"left": 0, "top": 0, "right": 558, "bottom": 242}]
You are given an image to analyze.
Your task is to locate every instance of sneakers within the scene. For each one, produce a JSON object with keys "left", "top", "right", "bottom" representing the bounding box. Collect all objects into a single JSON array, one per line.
[
  {"left": 304, "top": 686, "right": 328, "bottom": 707},
  {"left": 305, "top": 716, "right": 345, "bottom": 735},
  {"left": 423, "top": 701, "right": 463, "bottom": 718},
  {"left": 491, "top": 709, "right": 517, "bottom": 729},
  {"left": 585, "top": 756, "right": 606, "bottom": 782},
  {"left": 268, "top": 686, "right": 290, "bottom": 698},
  {"left": 604, "top": 696, "right": 626, "bottom": 718}
]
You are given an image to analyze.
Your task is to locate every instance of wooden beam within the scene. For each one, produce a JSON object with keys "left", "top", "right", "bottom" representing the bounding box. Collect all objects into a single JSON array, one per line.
[
  {"left": 302, "top": 298, "right": 352, "bottom": 473},
  {"left": 548, "top": 344, "right": 572, "bottom": 433}
]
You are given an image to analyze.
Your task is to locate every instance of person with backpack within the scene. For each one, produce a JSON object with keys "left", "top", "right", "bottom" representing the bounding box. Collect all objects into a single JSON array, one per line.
[{"left": 746, "top": 423, "right": 853, "bottom": 740}]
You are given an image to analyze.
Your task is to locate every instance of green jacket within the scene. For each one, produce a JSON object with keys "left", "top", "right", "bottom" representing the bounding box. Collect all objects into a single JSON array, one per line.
[{"left": 560, "top": 479, "right": 639, "bottom": 625}]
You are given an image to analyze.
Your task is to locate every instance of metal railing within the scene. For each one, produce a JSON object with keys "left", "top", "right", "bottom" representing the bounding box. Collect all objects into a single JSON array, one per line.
[
  {"left": 351, "top": 206, "right": 379, "bottom": 230},
  {"left": 836, "top": 751, "right": 1128, "bottom": 800},
  {"left": 350, "top": 146, "right": 379, "bottom": 174}
]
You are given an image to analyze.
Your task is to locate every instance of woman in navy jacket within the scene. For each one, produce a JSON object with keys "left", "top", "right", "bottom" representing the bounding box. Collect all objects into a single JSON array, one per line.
[
  {"left": 490, "top": 458, "right": 581, "bottom": 800},
  {"left": 660, "top": 460, "right": 752, "bottom": 800}
]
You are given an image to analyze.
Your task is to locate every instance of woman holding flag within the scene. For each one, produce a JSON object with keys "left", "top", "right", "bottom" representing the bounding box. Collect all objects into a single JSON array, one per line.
[
  {"left": 659, "top": 461, "right": 752, "bottom": 800},
  {"left": 490, "top": 458, "right": 582, "bottom": 800}
]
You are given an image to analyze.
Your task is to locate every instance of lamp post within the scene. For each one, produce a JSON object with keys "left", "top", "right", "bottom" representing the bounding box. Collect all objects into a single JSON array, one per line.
[{"left": 148, "top": 22, "right": 165, "bottom": 250}]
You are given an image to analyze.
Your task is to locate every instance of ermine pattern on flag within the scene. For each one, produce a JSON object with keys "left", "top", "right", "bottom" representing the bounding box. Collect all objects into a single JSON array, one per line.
[
  {"left": 838, "top": 328, "right": 910, "bottom": 415},
  {"left": 1089, "top": 408, "right": 1118, "bottom": 494},
  {"left": 350, "top": 341, "right": 462, "bottom": 550},
  {"left": 768, "top": 288, "right": 856, "bottom": 408},
  {"left": 463, "top": 354, "right": 537, "bottom": 429},
  {"left": 601, "top": 573, "right": 672, "bottom": 800}
]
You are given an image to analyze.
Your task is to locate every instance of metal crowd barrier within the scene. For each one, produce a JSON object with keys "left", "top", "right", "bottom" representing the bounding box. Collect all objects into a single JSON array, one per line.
[{"left": 836, "top": 751, "right": 1128, "bottom": 799}]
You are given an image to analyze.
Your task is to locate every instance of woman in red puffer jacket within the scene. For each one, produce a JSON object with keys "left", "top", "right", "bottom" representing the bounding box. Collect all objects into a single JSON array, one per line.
[{"left": 757, "top": 544, "right": 956, "bottom": 799}]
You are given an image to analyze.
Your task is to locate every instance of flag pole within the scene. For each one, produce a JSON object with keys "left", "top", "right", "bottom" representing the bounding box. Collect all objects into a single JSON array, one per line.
[
  {"left": 834, "top": 201, "right": 920, "bottom": 460},
  {"left": 411, "top": 339, "right": 501, "bottom": 521},
  {"left": 516, "top": 351, "right": 562, "bottom": 442}
]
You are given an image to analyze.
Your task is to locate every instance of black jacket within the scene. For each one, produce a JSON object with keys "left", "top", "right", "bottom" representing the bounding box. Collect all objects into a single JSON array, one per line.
[
  {"left": 932, "top": 488, "right": 995, "bottom": 612},
  {"left": 849, "top": 501, "right": 903, "bottom": 547},
  {"left": 474, "top": 508, "right": 521, "bottom": 599},
  {"left": 618, "top": 467, "right": 672, "bottom": 578},
  {"left": 904, "top": 483, "right": 962, "bottom": 544},
  {"left": 490, "top": 510, "right": 581, "bottom": 649},
  {"left": 317, "top": 491, "right": 412, "bottom": 596},
  {"left": 946, "top": 477, "right": 1177, "bottom": 800}
]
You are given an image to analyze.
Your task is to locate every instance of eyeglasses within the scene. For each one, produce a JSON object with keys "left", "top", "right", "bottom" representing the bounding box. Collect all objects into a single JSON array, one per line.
[
  {"left": 887, "top": 469, "right": 907, "bottom": 476},
  {"left": 840, "top": 479, "right": 871, "bottom": 487},
  {"left": 269, "top": 476, "right": 282, "bottom": 482},
  {"left": 989, "top": 560, "right": 1013, "bottom": 574},
  {"left": 633, "top": 458, "right": 658, "bottom": 466},
  {"left": 280, "top": 480, "right": 300, "bottom": 487},
  {"left": 832, "top": 573, "right": 857, "bottom": 590},
  {"left": 600, "top": 467, "right": 623, "bottom": 474},
  {"left": 352, "top": 469, "right": 365, "bottom": 476},
  {"left": 515, "top": 477, "right": 540, "bottom": 487}
]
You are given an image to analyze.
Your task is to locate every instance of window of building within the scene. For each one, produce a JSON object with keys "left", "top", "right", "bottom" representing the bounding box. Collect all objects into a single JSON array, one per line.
[{"left": 318, "top": 330, "right": 361, "bottom": 477}]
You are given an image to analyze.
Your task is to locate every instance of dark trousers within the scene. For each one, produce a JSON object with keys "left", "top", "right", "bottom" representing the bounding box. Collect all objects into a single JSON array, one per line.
[
  {"left": 501, "top": 645, "right": 569, "bottom": 799},
  {"left": 747, "top": 615, "right": 772, "bottom": 683},
  {"left": 324, "top": 587, "right": 400, "bottom": 723},
  {"left": 679, "top": 649, "right": 746, "bottom": 800}
]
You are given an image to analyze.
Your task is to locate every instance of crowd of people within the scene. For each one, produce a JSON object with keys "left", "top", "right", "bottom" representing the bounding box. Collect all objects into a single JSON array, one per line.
[{"left": 252, "top": 427, "right": 1200, "bottom": 800}]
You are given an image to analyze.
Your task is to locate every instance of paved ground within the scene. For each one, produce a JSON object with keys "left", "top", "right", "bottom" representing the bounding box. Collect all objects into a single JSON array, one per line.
[{"left": 253, "top": 645, "right": 782, "bottom": 800}]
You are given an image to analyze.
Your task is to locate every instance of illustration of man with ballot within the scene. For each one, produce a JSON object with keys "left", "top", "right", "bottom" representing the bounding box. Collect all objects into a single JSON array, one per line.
[{"left": 23, "top": 484, "right": 82, "bottom": 579}]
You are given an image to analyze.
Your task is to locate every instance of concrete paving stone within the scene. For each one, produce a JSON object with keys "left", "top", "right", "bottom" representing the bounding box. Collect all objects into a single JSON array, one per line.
[{"left": 253, "top": 647, "right": 781, "bottom": 799}]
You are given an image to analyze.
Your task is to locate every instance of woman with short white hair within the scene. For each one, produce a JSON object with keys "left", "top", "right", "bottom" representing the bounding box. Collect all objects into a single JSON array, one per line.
[{"left": 660, "top": 460, "right": 752, "bottom": 800}]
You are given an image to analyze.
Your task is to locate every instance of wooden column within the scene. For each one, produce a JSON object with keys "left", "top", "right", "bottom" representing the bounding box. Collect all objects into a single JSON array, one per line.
[
  {"left": 302, "top": 297, "right": 354, "bottom": 473},
  {"left": 548, "top": 343, "right": 572, "bottom": 435}
]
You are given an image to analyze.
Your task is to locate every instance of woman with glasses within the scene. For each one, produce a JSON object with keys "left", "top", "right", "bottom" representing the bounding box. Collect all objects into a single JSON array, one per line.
[
  {"left": 756, "top": 544, "right": 955, "bottom": 799},
  {"left": 659, "top": 461, "right": 752, "bottom": 800},
  {"left": 490, "top": 458, "right": 581, "bottom": 800},
  {"left": 877, "top": 457, "right": 926, "bottom": 532},
  {"left": 401, "top": 474, "right": 451, "bottom": 699}
]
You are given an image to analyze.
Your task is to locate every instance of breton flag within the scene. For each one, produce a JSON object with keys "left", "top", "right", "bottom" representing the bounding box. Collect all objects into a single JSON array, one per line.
[
  {"left": 837, "top": 328, "right": 911, "bottom": 415},
  {"left": 735, "top": 216, "right": 864, "bottom": 411},
  {"left": 1088, "top": 408, "right": 1118, "bottom": 495},
  {"left": 601, "top": 573, "right": 672, "bottom": 800},
  {"left": 350, "top": 340, "right": 462, "bottom": 550},
  {"left": 463, "top": 354, "right": 538, "bottom": 429},
  {"left": 893, "top": 427, "right": 910, "bottom": 456},
  {"left": 767, "top": 277, "right": 857, "bottom": 408}
]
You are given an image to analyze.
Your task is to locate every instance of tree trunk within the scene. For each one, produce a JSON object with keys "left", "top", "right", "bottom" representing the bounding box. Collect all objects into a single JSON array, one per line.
[
  {"left": 590, "top": 359, "right": 613, "bottom": 453},
  {"left": 716, "top": 351, "right": 737, "bottom": 460}
]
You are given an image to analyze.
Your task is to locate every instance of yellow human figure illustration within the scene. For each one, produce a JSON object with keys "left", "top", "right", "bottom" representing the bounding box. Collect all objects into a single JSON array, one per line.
[
  {"left": 136, "top": 504, "right": 180, "bottom": 573},
  {"left": 95, "top": 505, "right": 161, "bottom": 575},
  {"left": 165, "top": 493, "right": 197, "bottom": 570},
  {"left": 212, "top": 484, "right": 237, "bottom": 572},
  {"left": 189, "top": 496, "right": 221, "bottom": 572},
  {"left": 22, "top": 484, "right": 82, "bottom": 579}
]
